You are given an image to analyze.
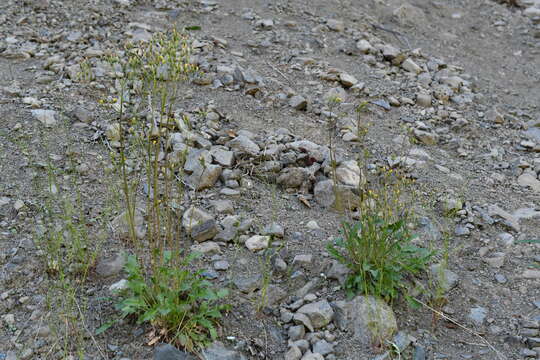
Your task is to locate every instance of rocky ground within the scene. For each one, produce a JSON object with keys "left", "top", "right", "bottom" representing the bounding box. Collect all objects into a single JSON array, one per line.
[{"left": 1, "top": 0, "right": 540, "bottom": 359}]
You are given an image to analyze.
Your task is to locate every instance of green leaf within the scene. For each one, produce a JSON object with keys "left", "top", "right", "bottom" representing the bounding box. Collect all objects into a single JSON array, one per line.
[
  {"left": 185, "top": 26, "right": 202, "bottom": 31},
  {"left": 95, "top": 320, "right": 115, "bottom": 335}
]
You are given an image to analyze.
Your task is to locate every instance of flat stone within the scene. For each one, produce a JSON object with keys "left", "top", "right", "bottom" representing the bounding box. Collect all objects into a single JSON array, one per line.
[
  {"left": 210, "top": 146, "right": 235, "bottom": 167},
  {"left": 154, "top": 343, "right": 195, "bottom": 360},
  {"left": 227, "top": 135, "right": 260, "bottom": 156},
  {"left": 402, "top": 58, "right": 422, "bottom": 74},
  {"left": 416, "top": 92, "right": 432, "bottom": 107},
  {"left": 488, "top": 204, "right": 520, "bottom": 232},
  {"left": 245, "top": 235, "right": 270, "bottom": 251},
  {"left": 191, "top": 241, "right": 221, "bottom": 255},
  {"left": 326, "top": 19, "right": 345, "bottom": 31},
  {"left": 339, "top": 73, "right": 358, "bottom": 88},
  {"left": 211, "top": 200, "right": 234, "bottom": 214},
  {"left": 312, "top": 340, "right": 334, "bottom": 356},
  {"left": 201, "top": 341, "right": 247, "bottom": 360},
  {"left": 518, "top": 173, "right": 540, "bottom": 192},
  {"left": 468, "top": 307, "right": 487, "bottom": 326},
  {"left": 32, "top": 109, "right": 57, "bottom": 127},
  {"left": 523, "top": 270, "right": 540, "bottom": 279}
]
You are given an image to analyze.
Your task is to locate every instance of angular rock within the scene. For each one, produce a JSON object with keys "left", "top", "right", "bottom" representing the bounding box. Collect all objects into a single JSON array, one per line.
[
  {"left": 154, "top": 343, "right": 195, "bottom": 360},
  {"left": 245, "top": 235, "right": 270, "bottom": 251},
  {"left": 187, "top": 163, "right": 222, "bottom": 191},
  {"left": 297, "top": 300, "right": 334, "bottom": 329},
  {"left": 285, "top": 346, "right": 302, "bottom": 360},
  {"left": 430, "top": 264, "right": 459, "bottom": 292},
  {"left": 332, "top": 296, "right": 397, "bottom": 347},
  {"left": 402, "top": 58, "right": 422, "bottom": 74},
  {"left": 277, "top": 167, "right": 309, "bottom": 189},
  {"left": 182, "top": 207, "right": 217, "bottom": 242},
  {"left": 227, "top": 135, "right": 260, "bottom": 156},
  {"left": 289, "top": 95, "right": 307, "bottom": 111},
  {"left": 339, "top": 73, "right": 358, "bottom": 88},
  {"left": 314, "top": 180, "right": 358, "bottom": 209},
  {"left": 335, "top": 160, "right": 362, "bottom": 187},
  {"left": 210, "top": 146, "right": 235, "bottom": 167},
  {"left": 112, "top": 209, "right": 146, "bottom": 240},
  {"left": 293, "top": 312, "right": 314, "bottom": 332},
  {"left": 32, "top": 109, "right": 57, "bottom": 127},
  {"left": 202, "top": 341, "right": 247, "bottom": 360},
  {"left": 326, "top": 19, "right": 345, "bottom": 31}
]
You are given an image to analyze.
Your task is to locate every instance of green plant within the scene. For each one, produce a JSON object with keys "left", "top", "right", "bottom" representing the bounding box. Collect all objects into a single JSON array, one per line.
[
  {"left": 95, "top": 28, "right": 230, "bottom": 353},
  {"left": 327, "top": 215, "right": 433, "bottom": 301},
  {"left": 116, "top": 251, "right": 229, "bottom": 352}
]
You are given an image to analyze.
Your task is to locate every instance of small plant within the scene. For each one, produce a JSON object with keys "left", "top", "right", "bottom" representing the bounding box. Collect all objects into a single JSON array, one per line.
[
  {"left": 327, "top": 215, "right": 433, "bottom": 301},
  {"left": 116, "top": 251, "right": 229, "bottom": 352}
]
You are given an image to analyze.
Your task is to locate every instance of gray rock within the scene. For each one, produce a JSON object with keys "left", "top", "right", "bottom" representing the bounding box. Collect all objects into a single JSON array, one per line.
[
  {"left": 313, "top": 180, "right": 358, "bottom": 209},
  {"left": 187, "top": 163, "right": 222, "bottom": 191},
  {"left": 430, "top": 264, "right": 459, "bottom": 292},
  {"left": 112, "top": 209, "right": 146, "bottom": 240},
  {"left": 211, "top": 200, "right": 234, "bottom": 214},
  {"left": 210, "top": 146, "right": 235, "bottom": 167},
  {"left": 277, "top": 167, "right": 309, "bottom": 189},
  {"left": 213, "top": 260, "right": 229, "bottom": 271},
  {"left": 261, "top": 284, "right": 287, "bottom": 306},
  {"left": 468, "top": 307, "right": 487, "bottom": 326},
  {"left": 263, "top": 223, "right": 284, "bottom": 238},
  {"left": 416, "top": 93, "right": 432, "bottom": 107},
  {"left": 285, "top": 346, "right": 302, "bottom": 360},
  {"left": 245, "top": 235, "right": 270, "bottom": 251},
  {"left": 332, "top": 296, "right": 397, "bottom": 347},
  {"left": 293, "top": 254, "right": 313, "bottom": 266},
  {"left": 233, "top": 274, "right": 261, "bottom": 293},
  {"left": 73, "top": 107, "right": 93, "bottom": 123},
  {"left": 454, "top": 224, "right": 470, "bottom": 236},
  {"left": 326, "top": 260, "right": 350, "bottom": 285},
  {"left": 299, "top": 351, "right": 324, "bottom": 360},
  {"left": 297, "top": 300, "right": 334, "bottom": 329},
  {"left": 312, "top": 339, "right": 334, "bottom": 355},
  {"left": 182, "top": 207, "right": 217, "bottom": 242},
  {"left": 401, "top": 58, "right": 422, "bottom": 74},
  {"left": 96, "top": 252, "right": 126, "bottom": 278},
  {"left": 335, "top": 160, "right": 362, "bottom": 187},
  {"left": 293, "top": 312, "right": 314, "bottom": 332},
  {"left": 31, "top": 109, "right": 57, "bottom": 127},
  {"left": 413, "top": 129, "right": 438, "bottom": 145},
  {"left": 326, "top": 19, "right": 345, "bottom": 32},
  {"left": 413, "top": 345, "right": 426, "bottom": 360},
  {"left": 202, "top": 341, "right": 246, "bottom": 360},
  {"left": 356, "top": 39, "right": 373, "bottom": 54},
  {"left": 288, "top": 325, "right": 305, "bottom": 341},
  {"left": 381, "top": 45, "right": 400, "bottom": 60},
  {"left": 289, "top": 95, "right": 307, "bottom": 111},
  {"left": 154, "top": 343, "right": 195, "bottom": 360},
  {"left": 227, "top": 135, "right": 260, "bottom": 156},
  {"left": 339, "top": 73, "right": 358, "bottom": 88},
  {"left": 185, "top": 149, "right": 213, "bottom": 173}
]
